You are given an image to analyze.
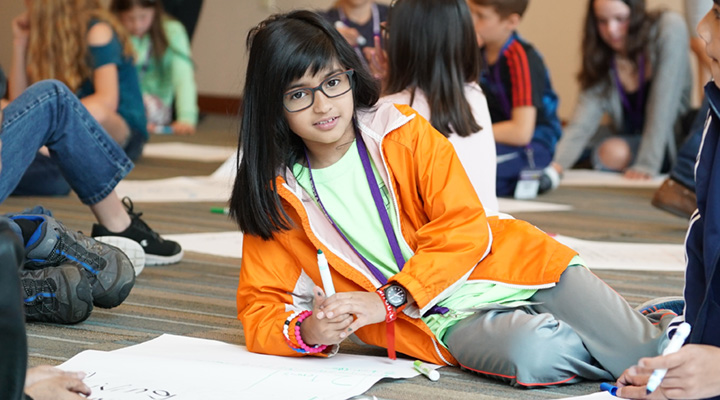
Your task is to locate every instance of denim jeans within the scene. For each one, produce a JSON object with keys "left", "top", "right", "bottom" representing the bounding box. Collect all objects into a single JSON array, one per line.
[
  {"left": 670, "top": 97, "right": 709, "bottom": 192},
  {"left": 0, "top": 80, "right": 133, "bottom": 205}
]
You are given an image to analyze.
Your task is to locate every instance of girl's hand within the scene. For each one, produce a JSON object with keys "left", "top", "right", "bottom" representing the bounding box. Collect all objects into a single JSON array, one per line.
[
  {"left": 362, "top": 35, "right": 388, "bottom": 83},
  {"left": 623, "top": 168, "right": 651, "bottom": 180},
  {"left": 335, "top": 25, "right": 362, "bottom": 47},
  {"left": 171, "top": 121, "right": 196, "bottom": 135},
  {"left": 12, "top": 12, "right": 30, "bottom": 47},
  {"left": 316, "top": 289, "right": 387, "bottom": 337},
  {"left": 299, "top": 286, "right": 354, "bottom": 346}
]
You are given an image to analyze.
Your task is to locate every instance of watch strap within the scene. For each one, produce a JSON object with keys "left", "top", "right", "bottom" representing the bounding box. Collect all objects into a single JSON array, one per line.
[{"left": 375, "top": 288, "right": 397, "bottom": 360}]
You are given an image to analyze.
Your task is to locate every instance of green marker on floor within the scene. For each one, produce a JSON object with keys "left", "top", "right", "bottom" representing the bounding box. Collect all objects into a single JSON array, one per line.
[{"left": 210, "top": 207, "right": 229, "bottom": 215}]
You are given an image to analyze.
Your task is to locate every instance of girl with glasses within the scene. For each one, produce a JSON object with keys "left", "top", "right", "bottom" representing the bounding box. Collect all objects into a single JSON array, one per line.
[{"left": 231, "top": 9, "right": 671, "bottom": 389}]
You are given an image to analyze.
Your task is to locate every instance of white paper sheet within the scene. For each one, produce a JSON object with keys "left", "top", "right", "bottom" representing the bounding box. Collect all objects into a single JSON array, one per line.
[
  {"left": 552, "top": 234, "right": 685, "bottom": 271},
  {"left": 58, "top": 334, "right": 436, "bottom": 400},
  {"left": 497, "top": 198, "right": 573, "bottom": 213},
  {"left": 560, "top": 170, "right": 666, "bottom": 188},
  {"left": 560, "top": 392, "right": 616, "bottom": 400},
  {"left": 142, "top": 142, "right": 236, "bottom": 162},
  {"left": 163, "top": 231, "right": 243, "bottom": 259},
  {"left": 115, "top": 176, "right": 231, "bottom": 202}
]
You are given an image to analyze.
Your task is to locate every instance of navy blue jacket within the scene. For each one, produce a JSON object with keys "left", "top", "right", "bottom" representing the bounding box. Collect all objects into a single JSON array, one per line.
[{"left": 684, "top": 82, "right": 720, "bottom": 357}]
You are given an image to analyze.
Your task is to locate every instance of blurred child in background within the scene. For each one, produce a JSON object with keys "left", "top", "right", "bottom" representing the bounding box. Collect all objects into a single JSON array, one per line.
[{"left": 112, "top": 0, "right": 199, "bottom": 135}]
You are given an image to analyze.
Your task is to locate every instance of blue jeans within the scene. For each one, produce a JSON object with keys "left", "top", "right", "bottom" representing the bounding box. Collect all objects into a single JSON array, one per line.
[
  {"left": 0, "top": 80, "right": 133, "bottom": 205},
  {"left": 670, "top": 97, "right": 709, "bottom": 192}
]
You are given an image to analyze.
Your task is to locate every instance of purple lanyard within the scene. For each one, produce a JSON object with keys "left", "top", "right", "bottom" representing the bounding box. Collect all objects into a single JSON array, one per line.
[
  {"left": 304, "top": 128, "right": 405, "bottom": 284},
  {"left": 482, "top": 34, "right": 516, "bottom": 119},
  {"left": 611, "top": 54, "right": 646, "bottom": 120},
  {"left": 338, "top": 3, "right": 380, "bottom": 65}
]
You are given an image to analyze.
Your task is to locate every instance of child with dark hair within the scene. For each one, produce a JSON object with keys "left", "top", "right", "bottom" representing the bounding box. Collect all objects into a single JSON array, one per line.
[
  {"left": 379, "top": 0, "right": 497, "bottom": 210},
  {"left": 553, "top": 0, "right": 691, "bottom": 181},
  {"left": 111, "top": 0, "right": 198, "bottom": 135},
  {"left": 231, "top": 9, "right": 674, "bottom": 389},
  {"left": 467, "top": 0, "right": 563, "bottom": 197},
  {"left": 615, "top": 2, "right": 720, "bottom": 398}
]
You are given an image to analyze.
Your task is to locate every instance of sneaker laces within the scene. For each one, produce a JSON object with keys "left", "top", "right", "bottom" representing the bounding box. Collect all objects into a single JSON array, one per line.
[
  {"left": 53, "top": 229, "right": 106, "bottom": 274},
  {"left": 122, "top": 197, "right": 161, "bottom": 241},
  {"left": 22, "top": 276, "right": 57, "bottom": 312}
]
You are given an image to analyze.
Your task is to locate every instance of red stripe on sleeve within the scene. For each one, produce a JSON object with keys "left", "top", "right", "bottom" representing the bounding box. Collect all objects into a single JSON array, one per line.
[{"left": 505, "top": 42, "right": 533, "bottom": 107}]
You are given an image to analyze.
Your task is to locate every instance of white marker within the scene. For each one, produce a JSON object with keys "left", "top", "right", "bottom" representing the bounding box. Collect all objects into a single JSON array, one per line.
[
  {"left": 414, "top": 360, "right": 440, "bottom": 381},
  {"left": 333, "top": 21, "right": 367, "bottom": 46},
  {"left": 317, "top": 250, "right": 335, "bottom": 297},
  {"left": 646, "top": 322, "right": 692, "bottom": 394}
]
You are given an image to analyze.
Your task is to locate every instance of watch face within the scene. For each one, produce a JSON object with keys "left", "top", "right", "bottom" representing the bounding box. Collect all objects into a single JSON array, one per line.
[{"left": 384, "top": 285, "right": 407, "bottom": 307}]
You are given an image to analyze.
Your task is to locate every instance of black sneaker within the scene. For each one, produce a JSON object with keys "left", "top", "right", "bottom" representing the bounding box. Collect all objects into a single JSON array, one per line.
[
  {"left": 91, "top": 198, "right": 183, "bottom": 266},
  {"left": 21, "top": 265, "right": 93, "bottom": 324},
  {"left": 15, "top": 215, "right": 136, "bottom": 309}
]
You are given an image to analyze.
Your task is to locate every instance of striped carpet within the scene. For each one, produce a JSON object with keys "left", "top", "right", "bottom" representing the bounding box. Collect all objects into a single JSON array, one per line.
[{"left": 1, "top": 115, "right": 688, "bottom": 399}]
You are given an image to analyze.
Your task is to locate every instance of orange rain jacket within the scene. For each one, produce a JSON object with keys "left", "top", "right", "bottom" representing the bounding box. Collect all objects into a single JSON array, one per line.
[{"left": 237, "top": 103, "right": 577, "bottom": 365}]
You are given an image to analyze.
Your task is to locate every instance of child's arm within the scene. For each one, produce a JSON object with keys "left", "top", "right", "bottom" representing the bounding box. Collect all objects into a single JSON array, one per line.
[
  {"left": 80, "top": 22, "right": 120, "bottom": 113},
  {"left": 631, "top": 12, "right": 690, "bottom": 177},
  {"left": 165, "top": 20, "right": 198, "bottom": 134},
  {"left": 491, "top": 106, "right": 536, "bottom": 146},
  {"left": 553, "top": 85, "right": 608, "bottom": 172},
  {"left": 9, "top": 11, "right": 30, "bottom": 101},
  {"left": 491, "top": 43, "right": 548, "bottom": 147},
  {"left": 238, "top": 233, "right": 351, "bottom": 356},
  {"left": 616, "top": 344, "right": 720, "bottom": 399}
]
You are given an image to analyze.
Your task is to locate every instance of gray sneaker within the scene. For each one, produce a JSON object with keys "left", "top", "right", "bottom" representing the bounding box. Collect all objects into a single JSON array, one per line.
[
  {"left": 21, "top": 265, "right": 93, "bottom": 324},
  {"left": 17, "top": 215, "right": 135, "bottom": 308}
]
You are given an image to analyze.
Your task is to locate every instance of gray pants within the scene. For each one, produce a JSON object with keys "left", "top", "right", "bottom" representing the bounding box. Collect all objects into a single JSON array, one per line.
[{"left": 444, "top": 266, "right": 670, "bottom": 387}]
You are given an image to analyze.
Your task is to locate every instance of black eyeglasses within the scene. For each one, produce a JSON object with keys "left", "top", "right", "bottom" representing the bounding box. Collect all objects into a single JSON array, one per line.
[{"left": 283, "top": 70, "right": 354, "bottom": 113}]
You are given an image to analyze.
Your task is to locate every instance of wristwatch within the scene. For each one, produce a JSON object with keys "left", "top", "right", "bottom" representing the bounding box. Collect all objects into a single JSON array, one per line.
[{"left": 382, "top": 283, "right": 408, "bottom": 311}]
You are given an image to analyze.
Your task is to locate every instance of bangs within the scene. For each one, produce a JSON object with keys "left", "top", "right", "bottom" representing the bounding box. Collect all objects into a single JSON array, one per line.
[{"left": 280, "top": 29, "right": 343, "bottom": 87}]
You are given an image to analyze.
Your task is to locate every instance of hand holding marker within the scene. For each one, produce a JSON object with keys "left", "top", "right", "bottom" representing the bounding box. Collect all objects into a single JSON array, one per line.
[
  {"left": 334, "top": 21, "right": 367, "bottom": 46},
  {"left": 645, "top": 322, "right": 691, "bottom": 394}
]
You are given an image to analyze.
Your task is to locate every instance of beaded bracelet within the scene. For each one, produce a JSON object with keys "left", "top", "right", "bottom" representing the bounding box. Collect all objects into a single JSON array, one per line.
[
  {"left": 282, "top": 310, "right": 328, "bottom": 354},
  {"left": 294, "top": 310, "right": 328, "bottom": 354},
  {"left": 283, "top": 310, "right": 305, "bottom": 353}
]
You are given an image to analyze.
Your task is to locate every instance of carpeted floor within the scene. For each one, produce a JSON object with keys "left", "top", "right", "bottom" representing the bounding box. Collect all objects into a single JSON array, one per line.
[{"left": 1, "top": 114, "right": 689, "bottom": 399}]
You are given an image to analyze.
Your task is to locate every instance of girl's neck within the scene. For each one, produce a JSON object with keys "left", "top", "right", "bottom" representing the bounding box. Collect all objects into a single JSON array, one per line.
[
  {"left": 340, "top": 2, "right": 373, "bottom": 25},
  {"left": 306, "top": 139, "right": 355, "bottom": 169}
]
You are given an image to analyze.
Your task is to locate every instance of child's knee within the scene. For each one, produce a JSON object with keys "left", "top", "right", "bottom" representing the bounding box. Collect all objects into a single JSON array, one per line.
[{"left": 596, "top": 138, "right": 632, "bottom": 171}]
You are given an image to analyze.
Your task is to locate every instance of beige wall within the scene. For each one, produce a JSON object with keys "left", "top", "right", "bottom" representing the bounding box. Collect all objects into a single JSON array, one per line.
[{"left": 0, "top": 0, "right": 697, "bottom": 119}]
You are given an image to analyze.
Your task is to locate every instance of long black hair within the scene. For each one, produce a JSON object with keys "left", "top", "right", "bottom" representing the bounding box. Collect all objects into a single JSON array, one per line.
[
  {"left": 578, "top": 0, "right": 661, "bottom": 90},
  {"left": 384, "top": 0, "right": 481, "bottom": 138},
  {"left": 230, "top": 10, "right": 379, "bottom": 240}
]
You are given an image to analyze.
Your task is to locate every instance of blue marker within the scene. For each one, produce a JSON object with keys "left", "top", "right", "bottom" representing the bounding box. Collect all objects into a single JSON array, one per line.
[
  {"left": 152, "top": 125, "right": 174, "bottom": 135},
  {"left": 600, "top": 382, "right": 618, "bottom": 397},
  {"left": 646, "top": 322, "right": 692, "bottom": 394}
]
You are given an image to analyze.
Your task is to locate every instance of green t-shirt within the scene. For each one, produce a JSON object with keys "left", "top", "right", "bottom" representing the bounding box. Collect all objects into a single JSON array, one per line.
[
  {"left": 294, "top": 140, "right": 569, "bottom": 347},
  {"left": 131, "top": 18, "right": 198, "bottom": 125}
]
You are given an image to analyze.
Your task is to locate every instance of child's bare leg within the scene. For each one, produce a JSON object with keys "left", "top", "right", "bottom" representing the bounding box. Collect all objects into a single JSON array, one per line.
[{"left": 89, "top": 191, "right": 131, "bottom": 233}]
